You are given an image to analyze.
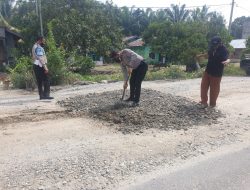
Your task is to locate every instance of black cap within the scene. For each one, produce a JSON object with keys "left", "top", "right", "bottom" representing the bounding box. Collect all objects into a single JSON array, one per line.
[{"left": 211, "top": 36, "right": 222, "bottom": 45}]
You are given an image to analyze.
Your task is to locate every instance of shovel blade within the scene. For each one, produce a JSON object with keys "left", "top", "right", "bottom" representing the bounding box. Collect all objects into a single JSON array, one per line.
[{"left": 121, "top": 88, "right": 126, "bottom": 101}]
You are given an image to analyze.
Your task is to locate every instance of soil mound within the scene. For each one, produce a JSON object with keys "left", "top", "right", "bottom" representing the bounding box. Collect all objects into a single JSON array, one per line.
[{"left": 58, "top": 89, "right": 223, "bottom": 133}]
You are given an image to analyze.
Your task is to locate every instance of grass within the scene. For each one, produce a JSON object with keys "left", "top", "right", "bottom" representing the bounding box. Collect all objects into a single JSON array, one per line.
[
  {"left": 224, "top": 64, "right": 246, "bottom": 76},
  {"left": 81, "top": 73, "right": 123, "bottom": 82},
  {"left": 76, "top": 63, "right": 247, "bottom": 83}
]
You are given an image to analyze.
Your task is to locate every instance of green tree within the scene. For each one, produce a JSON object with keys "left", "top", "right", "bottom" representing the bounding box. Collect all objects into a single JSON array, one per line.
[
  {"left": 10, "top": 0, "right": 123, "bottom": 59},
  {"left": 0, "top": 0, "right": 14, "bottom": 19},
  {"left": 143, "top": 13, "right": 230, "bottom": 70},
  {"left": 191, "top": 5, "right": 210, "bottom": 22},
  {"left": 153, "top": 9, "right": 168, "bottom": 22},
  {"left": 165, "top": 4, "right": 190, "bottom": 23},
  {"left": 231, "top": 16, "right": 250, "bottom": 39},
  {"left": 246, "top": 36, "right": 250, "bottom": 48},
  {"left": 143, "top": 21, "right": 207, "bottom": 66},
  {"left": 46, "top": 22, "right": 66, "bottom": 85},
  {"left": 118, "top": 6, "right": 151, "bottom": 36}
]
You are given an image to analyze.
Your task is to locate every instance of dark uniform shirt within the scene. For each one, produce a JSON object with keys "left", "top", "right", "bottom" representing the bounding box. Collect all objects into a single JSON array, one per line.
[{"left": 206, "top": 45, "right": 229, "bottom": 77}]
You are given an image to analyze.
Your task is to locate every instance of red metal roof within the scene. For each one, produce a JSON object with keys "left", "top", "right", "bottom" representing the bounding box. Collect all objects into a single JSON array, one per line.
[{"left": 127, "top": 38, "right": 145, "bottom": 47}]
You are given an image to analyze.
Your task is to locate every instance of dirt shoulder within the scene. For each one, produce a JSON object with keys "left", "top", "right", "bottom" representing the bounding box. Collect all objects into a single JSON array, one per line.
[{"left": 0, "top": 77, "right": 250, "bottom": 190}]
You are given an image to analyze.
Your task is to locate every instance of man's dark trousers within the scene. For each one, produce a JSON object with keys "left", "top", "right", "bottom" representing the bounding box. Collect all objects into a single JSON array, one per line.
[
  {"left": 129, "top": 61, "right": 148, "bottom": 103},
  {"left": 33, "top": 65, "right": 50, "bottom": 99}
]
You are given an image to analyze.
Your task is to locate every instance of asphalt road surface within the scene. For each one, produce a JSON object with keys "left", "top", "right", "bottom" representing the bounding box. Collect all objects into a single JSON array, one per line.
[{"left": 123, "top": 146, "right": 250, "bottom": 190}]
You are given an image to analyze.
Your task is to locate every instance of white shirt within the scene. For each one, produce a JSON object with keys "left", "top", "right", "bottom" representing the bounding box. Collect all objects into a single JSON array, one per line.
[{"left": 32, "top": 43, "right": 47, "bottom": 67}]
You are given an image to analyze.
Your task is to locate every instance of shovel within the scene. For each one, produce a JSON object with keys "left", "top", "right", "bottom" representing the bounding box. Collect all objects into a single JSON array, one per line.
[{"left": 121, "top": 75, "right": 130, "bottom": 101}]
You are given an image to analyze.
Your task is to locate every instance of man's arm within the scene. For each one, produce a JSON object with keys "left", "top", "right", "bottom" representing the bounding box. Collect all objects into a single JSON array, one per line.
[
  {"left": 222, "top": 59, "right": 230, "bottom": 65},
  {"left": 121, "top": 63, "right": 129, "bottom": 88},
  {"left": 221, "top": 47, "right": 230, "bottom": 65},
  {"left": 35, "top": 46, "right": 49, "bottom": 72}
]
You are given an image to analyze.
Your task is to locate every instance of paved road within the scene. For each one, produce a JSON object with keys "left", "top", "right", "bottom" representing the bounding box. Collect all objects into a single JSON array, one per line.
[{"left": 123, "top": 146, "right": 250, "bottom": 190}]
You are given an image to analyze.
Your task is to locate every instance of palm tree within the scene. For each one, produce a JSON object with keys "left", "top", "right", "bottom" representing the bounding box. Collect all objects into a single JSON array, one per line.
[
  {"left": 191, "top": 5, "right": 210, "bottom": 22},
  {"left": 154, "top": 9, "right": 168, "bottom": 22},
  {"left": 165, "top": 4, "right": 189, "bottom": 23}
]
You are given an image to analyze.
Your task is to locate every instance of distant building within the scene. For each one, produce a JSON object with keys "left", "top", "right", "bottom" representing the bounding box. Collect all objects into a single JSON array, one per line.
[
  {"left": 242, "top": 21, "right": 250, "bottom": 39},
  {"left": 123, "top": 36, "right": 165, "bottom": 64},
  {"left": 0, "top": 15, "right": 21, "bottom": 67},
  {"left": 230, "top": 39, "right": 246, "bottom": 59}
]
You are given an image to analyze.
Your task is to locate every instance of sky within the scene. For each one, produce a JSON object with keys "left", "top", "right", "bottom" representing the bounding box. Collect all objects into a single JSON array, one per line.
[{"left": 99, "top": 0, "right": 250, "bottom": 26}]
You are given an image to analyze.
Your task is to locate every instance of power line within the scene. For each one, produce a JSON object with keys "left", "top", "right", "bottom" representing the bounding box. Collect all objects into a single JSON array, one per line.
[
  {"left": 236, "top": 4, "right": 250, "bottom": 14},
  {"left": 119, "top": 4, "right": 231, "bottom": 9}
]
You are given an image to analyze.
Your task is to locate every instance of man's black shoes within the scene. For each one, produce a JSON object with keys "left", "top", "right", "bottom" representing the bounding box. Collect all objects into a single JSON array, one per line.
[
  {"left": 124, "top": 97, "right": 133, "bottom": 102},
  {"left": 131, "top": 101, "right": 139, "bottom": 107},
  {"left": 40, "top": 96, "right": 54, "bottom": 100}
]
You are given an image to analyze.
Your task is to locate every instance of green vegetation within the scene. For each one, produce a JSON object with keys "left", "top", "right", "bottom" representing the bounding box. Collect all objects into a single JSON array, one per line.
[
  {"left": 85, "top": 64, "right": 245, "bottom": 83},
  {"left": 68, "top": 54, "right": 95, "bottom": 75},
  {"left": 81, "top": 73, "right": 123, "bottom": 82},
  {"left": 0, "top": 1, "right": 245, "bottom": 89},
  {"left": 241, "top": 36, "right": 250, "bottom": 59},
  {"left": 224, "top": 64, "right": 246, "bottom": 76},
  {"left": 9, "top": 56, "right": 35, "bottom": 89}
]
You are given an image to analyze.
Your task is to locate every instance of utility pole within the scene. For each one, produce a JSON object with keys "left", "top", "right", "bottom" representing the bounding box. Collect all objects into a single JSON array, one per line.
[
  {"left": 228, "top": 0, "right": 235, "bottom": 34},
  {"left": 38, "top": 0, "right": 43, "bottom": 36},
  {"left": 35, "top": 0, "right": 38, "bottom": 16}
]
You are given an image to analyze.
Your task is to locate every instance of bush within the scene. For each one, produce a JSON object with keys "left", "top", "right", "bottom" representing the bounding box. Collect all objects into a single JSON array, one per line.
[
  {"left": 145, "top": 69, "right": 166, "bottom": 80},
  {"left": 165, "top": 66, "right": 186, "bottom": 79},
  {"left": 47, "top": 22, "right": 67, "bottom": 85},
  {"left": 62, "top": 72, "right": 82, "bottom": 84},
  {"left": 47, "top": 49, "right": 67, "bottom": 85},
  {"left": 69, "top": 55, "right": 95, "bottom": 75},
  {"left": 224, "top": 64, "right": 246, "bottom": 76},
  {"left": 81, "top": 73, "right": 123, "bottom": 82},
  {"left": 144, "top": 66, "right": 187, "bottom": 80},
  {"left": 186, "top": 68, "right": 204, "bottom": 79},
  {"left": 9, "top": 56, "right": 36, "bottom": 89}
]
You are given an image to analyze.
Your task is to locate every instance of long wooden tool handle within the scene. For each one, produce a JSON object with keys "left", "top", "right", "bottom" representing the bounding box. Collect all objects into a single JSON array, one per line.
[{"left": 121, "top": 75, "right": 130, "bottom": 100}]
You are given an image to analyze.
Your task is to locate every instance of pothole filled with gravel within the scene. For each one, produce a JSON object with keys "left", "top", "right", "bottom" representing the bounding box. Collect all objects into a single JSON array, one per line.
[{"left": 58, "top": 89, "right": 223, "bottom": 133}]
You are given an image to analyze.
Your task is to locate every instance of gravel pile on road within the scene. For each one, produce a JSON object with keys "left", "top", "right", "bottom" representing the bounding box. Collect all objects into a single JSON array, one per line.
[{"left": 58, "top": 89, "right": 223, "bottom": 133}]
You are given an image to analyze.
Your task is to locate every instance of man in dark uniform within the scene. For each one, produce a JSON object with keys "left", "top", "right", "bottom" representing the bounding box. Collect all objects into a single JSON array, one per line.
[{"left": 32, "top": 36, "right": 53, "bottom": 100}]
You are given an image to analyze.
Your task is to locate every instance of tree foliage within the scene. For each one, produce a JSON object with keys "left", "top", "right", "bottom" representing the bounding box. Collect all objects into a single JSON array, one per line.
[
  {"left": 10, "top": 0, "right": 123, "bottom": 57},
  {"left": 165, "top": 4, "right": 189, "bottom": 23},
  {"left": 231, "top": 16, "right": 250, "bottom": 39},
  {"left": 5, "top": 1, "right": 232, "bottom": 73},
  {"left": 143, "top": 21, "right": 208, "bottom": 65},
  {"left": 0, "top": 0, "right": 14, "bottom": 19},
  {"left": 191, "top": 5, "right": 210, "bottom": 22},
  {"left": 143, "top": 7, "right": 231, "bottom": 69}
]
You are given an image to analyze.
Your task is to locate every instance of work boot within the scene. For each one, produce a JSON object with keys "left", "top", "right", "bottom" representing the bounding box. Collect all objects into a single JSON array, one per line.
[
  {"left": 125, "top": 97, "right": 133, "bottom": 102},
  {"left": 44, "top": 96, "right": 54, "bottom": 100},
  {"left": 131, "top": 101, "right": 139, "bottom": 107}
]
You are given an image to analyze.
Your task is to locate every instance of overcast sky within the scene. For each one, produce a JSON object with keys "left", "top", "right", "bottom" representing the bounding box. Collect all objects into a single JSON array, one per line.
[{"left": 99, "top": 0, "right": 250, "bottom": 26}]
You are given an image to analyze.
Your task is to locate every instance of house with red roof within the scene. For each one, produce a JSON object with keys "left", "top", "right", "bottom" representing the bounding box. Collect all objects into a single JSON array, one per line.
[{"left": 123, "top": 36, "right": 166, "bottom": 65}]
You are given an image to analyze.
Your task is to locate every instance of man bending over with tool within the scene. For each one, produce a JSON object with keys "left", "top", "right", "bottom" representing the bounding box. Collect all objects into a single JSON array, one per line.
[{"left": 111, "top": 49, "right": 148, "bottom": 107}]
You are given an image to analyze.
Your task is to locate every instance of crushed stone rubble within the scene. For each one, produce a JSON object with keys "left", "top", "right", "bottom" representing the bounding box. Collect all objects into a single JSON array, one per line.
[{"left": 58, "top": 89, "right": 223, "bottom": 133}]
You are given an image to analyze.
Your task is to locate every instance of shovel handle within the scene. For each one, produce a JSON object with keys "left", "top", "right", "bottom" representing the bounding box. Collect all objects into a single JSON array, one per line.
[
  {"left": 121, "top": 88, "right": 126, "bottom": 100},
  {"left": 121, "top": 75, "right": 130, "bottom": 100}
]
